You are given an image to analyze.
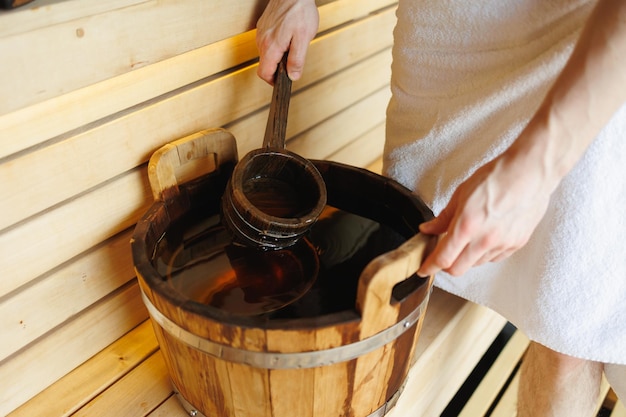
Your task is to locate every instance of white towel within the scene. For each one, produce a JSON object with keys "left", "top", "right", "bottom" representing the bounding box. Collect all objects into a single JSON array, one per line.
[{"left": 384, "top": 0, "right": 626, "bottom": 371}]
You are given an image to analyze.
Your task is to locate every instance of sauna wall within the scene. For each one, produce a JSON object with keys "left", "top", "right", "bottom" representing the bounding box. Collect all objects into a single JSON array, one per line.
[{"left": 0, "top": 0, "right": 397, "bottom": 414}]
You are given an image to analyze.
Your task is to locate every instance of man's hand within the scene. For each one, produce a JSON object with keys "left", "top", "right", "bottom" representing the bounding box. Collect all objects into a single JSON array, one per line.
[
  {"left": 417, "top": 153, "right": 552, "bottom": 277},
  {"left": 256, "top": 0, "right": 319, "bottom": 84}
]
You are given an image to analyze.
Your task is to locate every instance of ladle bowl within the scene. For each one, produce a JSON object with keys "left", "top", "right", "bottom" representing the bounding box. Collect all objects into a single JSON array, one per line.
[
  {"left": 221, "top": 53, "right": 326, "bottom": 249},
  {"left": 221, "top": 147, "right": 326, "bottom": 248}
]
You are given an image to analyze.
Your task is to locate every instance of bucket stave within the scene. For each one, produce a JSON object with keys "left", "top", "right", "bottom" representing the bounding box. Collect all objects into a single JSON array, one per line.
[{"left": 132, "top": 128, "right": 435, "bottom": 417}]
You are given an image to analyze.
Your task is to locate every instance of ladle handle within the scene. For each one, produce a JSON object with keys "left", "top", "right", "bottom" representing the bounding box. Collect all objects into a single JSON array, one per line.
[
  {"left": 356, "top": 233, "right": 437, "bottom": 339},
  {"left": 262, "top": 53, "right": 292, "bottom": 149},
  {"left": 147, "top": 128, "right": 238, "bottom": 201}
]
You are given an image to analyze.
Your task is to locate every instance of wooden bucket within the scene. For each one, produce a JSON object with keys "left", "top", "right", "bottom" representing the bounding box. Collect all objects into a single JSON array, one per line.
[{"left": 132, "top": 128, "right": 436, "bottom": 417}]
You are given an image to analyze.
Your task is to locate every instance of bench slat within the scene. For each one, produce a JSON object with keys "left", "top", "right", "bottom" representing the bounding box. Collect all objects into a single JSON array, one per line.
[
  {"left": 459, "top": 330, "right": 529, "bottom": 417},
  {"left": 8, "top": 321, "right": 158, "bottom": 417}
]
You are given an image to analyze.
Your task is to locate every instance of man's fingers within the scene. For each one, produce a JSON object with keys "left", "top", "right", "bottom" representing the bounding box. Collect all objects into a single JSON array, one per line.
[
  {"left": 419, "top": 203, "right": 455, "bottom": 235},
  {"left": 257, "top": 33, "right": 311, "bottom": 83},
  {"left": 444, "top": 244, "right": 485, "bottom": 276},
  {"left": 417, "top": 230, "right": 469, "bottom": 277},
  {"left": 257, "top": 44, "right": 288, "bottom": 84},
  {"left": 285, "top": 39, "right": 308, "bottom": 81}
]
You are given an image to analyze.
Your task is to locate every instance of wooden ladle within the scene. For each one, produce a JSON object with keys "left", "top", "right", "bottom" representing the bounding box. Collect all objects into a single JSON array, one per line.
[{"left": 221, "top": 54, "right": 327, "bottom": 249}]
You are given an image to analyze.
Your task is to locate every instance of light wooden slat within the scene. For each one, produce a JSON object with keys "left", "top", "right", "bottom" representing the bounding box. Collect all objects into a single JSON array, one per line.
[
  {"left": 412, "top": 311, "right": 507, "bottom": 416},
  {"left": 388, "top": 292, "right": 508, "bottom": 417},
  {"left": 267, "top": 331, "right": 317, "bottom": 417},
  {"left": 289, "top": 87, "right": 391, "bottom": 160},
  {"left": 327, "top": 122, "right": 386, "bottom": 168},
  {"left": 146, "top": 396, "right": 187, "bottom": 417},
  {"left": 72, "top": 351, "right": 171, "bottom": 417},
  {"left": 317, "top": 0, "right": 397, "bottom": 33},
  {"left": 228, "top": 50, "right": 391, "bottom": 158},
  {"left": 597, "top": 377, "right": 613, "bottom": 415},
  {"left": 0, "top": 8, "right": 396, "bottom": 232},
  {"left": 0, "top": 0, "right": 396, "bottom": 160},
  {"left": 0, "top": 0, "right": 150, "bottom": 38},
  {"left": 408, "top": 288, "right": 469, "bottom": 365},
  {"left": 0, "top": 30, "right": 257, "bottom": 161},
  {"left": 0, "top": 229, "right": 134, "bottom": 362},
  {"left": 607, "top": 389, "right": 620, "bottom": 410},
  {"left": 459, "top": 330, "right": 530, "bottom": 417},
  {"left": 8, "top": 320, "right": 158, "bottom": 417},
  {"left": 0, "top": 0, "right": 267, "bottom": 114},
  {"left": 612, "top": 400, "right": 626, "bottom": 417},
  {"left": 0, "top": 283, "right": 148, "bottom": 416},
  {"left": 0, "top": 168, "right": 151, "bottom": 298},
  {"left": 490, "top": 370, "right": 520, "bottom": 417}
]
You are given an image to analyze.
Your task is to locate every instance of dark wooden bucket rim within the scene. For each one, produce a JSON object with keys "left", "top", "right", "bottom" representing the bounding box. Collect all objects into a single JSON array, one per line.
[{"left": 132, "top": 128, "right": 434, "bottom": 330}]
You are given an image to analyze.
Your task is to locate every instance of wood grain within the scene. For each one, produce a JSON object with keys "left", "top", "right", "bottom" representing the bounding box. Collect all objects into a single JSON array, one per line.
[
  {"left": 0, "top": 229, "right": 135, "bottom": 361},
  {"left": 0, "top": 9, "right": 395, "bottom": 232},
  {"left": 0, "top": 0, "right": 396, "bottom": 159},
  {"left": 458, "top": 330, "right": 529, "bottom": 417},
  {"left": 0, "top": 168, "right": 152, "bottom": 297},
  {"left": 0, "top": 283, "right": 148, "bottom": 416},
  {"left": 8, "top": 320, "right": 158, "bottom": 417},
  {"left": 0, "top": 0, "right": 266, "bottom": 114},
  {"left": 72, "top": 351, "right": 171, "bottom": 417},
  {"left": 0, "top": 1, "right": 400, "bottom": 415}
]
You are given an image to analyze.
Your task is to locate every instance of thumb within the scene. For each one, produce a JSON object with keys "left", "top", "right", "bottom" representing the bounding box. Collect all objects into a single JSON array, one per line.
[{"left": 419, "top": 204, "right": 454, "bottom": 235}]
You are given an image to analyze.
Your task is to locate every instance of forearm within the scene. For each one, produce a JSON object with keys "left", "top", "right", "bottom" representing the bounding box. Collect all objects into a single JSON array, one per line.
[{"left": 504, "top": 0, "right": 626, "bottom": 190}]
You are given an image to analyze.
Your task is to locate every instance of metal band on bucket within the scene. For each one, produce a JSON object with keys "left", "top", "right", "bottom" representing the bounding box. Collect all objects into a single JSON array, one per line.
[
  {"left": 141, "top": 290, "right": 429, "bottom": 370},
  {"left": 173, "top": 379, "right": 406, "bottom": 417}
]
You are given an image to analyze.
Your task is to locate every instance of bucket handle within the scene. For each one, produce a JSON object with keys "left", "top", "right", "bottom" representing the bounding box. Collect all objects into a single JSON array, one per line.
[
  {"left": 356, "top": 232, "right": 436, "bottom": 339},
  {"left": 147, "top": 128, "right": 238, "bottom": 201}
]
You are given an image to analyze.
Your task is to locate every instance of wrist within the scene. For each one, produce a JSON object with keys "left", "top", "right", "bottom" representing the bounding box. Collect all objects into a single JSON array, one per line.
[{"left": 500, "top": 113, "right": 568, "bottom": 198}]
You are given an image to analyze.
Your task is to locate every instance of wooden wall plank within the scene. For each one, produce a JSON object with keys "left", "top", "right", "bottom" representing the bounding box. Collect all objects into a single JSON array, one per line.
[
  {"left": 0, "top": 283, "right": 148, "bottom": 416},
  {"left": 0, "top": 168, "right": 151, "bottom": 297},
  {"left": 0, "top": 0, "right": 396, "bottom": 160},
  {"left": 8, "top": 320, "right": 158, "bottom": 417},
  {"left": 289, "top": 87, "right": 390, "bottom": 160},
  {"left": 0, "top": 229, "right": 134, "bottom": 361},
  {"left": 327, "top": 122, "right": 386, "bottom": 168},
  {"left": 0, "top": 8, "right": 396, "bottom": 232},
  {"left": 0, "top": 0, "right": 267, "bottom": 114},
  {"left": 0, "top": 30, "right": 257, "bottom": 160},
  {"left": 0, "top": 0, "right": 150, "bottom": 38},
  {"left": 228, "top": 48, "right": 391, "bottom": 157}
]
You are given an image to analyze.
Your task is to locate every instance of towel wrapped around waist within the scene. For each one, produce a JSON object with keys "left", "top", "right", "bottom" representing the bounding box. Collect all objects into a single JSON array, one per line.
[{"left": 384, "top": 0, "right": 626, "bottom": 369}]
